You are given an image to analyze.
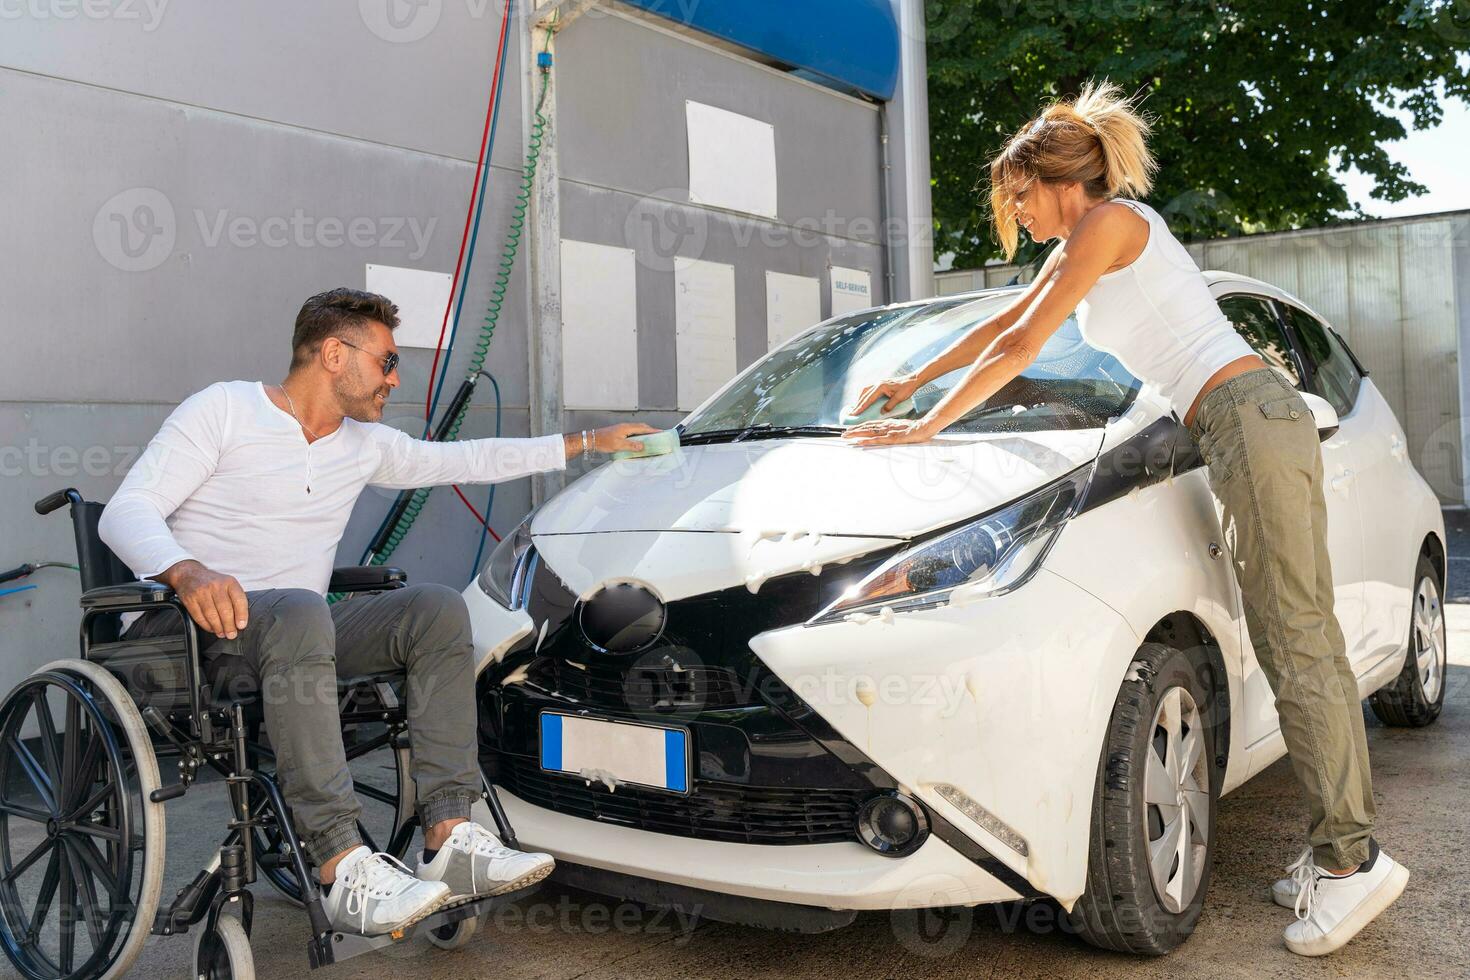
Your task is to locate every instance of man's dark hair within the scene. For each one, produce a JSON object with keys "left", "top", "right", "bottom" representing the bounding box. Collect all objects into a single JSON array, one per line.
[{"left": 290, "top": 288, "right": 400, "bottom": 370}]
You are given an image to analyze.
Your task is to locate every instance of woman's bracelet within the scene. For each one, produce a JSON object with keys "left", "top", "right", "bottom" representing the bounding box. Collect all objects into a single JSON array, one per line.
[{"left": 581, "top": 429, "right": 592, "bottom": 459}]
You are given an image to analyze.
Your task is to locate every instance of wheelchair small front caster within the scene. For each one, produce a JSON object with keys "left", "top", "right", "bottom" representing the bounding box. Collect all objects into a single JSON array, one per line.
[
  {"left": 193, "top": 914, "right": 255, "bottom": 980},
  {"left": 426, "top": 912, "right": 480, "bottom": 950}
]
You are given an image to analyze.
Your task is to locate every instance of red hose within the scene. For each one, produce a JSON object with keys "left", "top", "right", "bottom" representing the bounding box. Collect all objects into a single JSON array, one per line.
[
  {"left": 453, "top": 486, "right": 503, "bottom": 542},
  {"left": 424, "top": 0, "right": 513, "bottom": 425}
]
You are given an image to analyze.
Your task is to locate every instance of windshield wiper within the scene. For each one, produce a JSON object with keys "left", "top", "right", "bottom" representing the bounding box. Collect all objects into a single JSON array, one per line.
[{"left": 680, "top": 424, "right": 847, "bottom": 445}]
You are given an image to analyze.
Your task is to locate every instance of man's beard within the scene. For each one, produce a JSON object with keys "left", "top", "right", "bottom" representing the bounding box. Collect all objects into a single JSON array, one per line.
[{"left": 336, "top": 365, "right": 389, "bottom": 422}]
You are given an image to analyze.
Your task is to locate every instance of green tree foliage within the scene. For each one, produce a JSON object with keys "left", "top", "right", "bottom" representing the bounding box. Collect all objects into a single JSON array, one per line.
[{"left": 926, "top": 0, "right": 1470, "bottom": 268}]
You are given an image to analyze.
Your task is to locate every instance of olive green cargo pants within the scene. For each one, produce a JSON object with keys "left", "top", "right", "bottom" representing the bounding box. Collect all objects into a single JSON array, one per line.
[{"left": 1188, "top": 366, "right": 1375, "bottom": 869}]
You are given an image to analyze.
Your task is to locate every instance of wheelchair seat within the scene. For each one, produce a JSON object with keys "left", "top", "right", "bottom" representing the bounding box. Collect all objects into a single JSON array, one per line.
[
  {"left": 44, "top": 488, "right": 409, "bottom": 720},
  {"left": 84, "top": 631, "right": 408, "bottom": 711}
]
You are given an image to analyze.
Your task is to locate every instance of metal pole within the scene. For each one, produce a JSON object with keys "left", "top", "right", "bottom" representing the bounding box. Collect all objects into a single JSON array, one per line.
[
  {"left": 887, "top": 0, "right": 935, "bottom": 301},
  {"left": 878, "top": 109, "right": 896, "bottom": 307},
  {"left": 526, "top": 0, "right": 567, "bottom": 507}
]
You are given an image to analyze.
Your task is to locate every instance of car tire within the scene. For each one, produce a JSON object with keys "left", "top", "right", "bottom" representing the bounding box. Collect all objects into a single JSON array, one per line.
[
  {"left": 1369, "top": 553, "right": 1447, "bottom": 728},
  {"left": 1069, "top": 641, "right": 1225, "bottom": 955}
]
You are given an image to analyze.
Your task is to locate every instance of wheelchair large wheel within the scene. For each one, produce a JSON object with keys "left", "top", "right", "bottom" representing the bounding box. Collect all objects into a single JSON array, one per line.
[
  {"left": 248, "top": 729, "right": 414, "bottom": 906},
  {"left": 0, "top": 661, "right": 165, "bottom": 980}
]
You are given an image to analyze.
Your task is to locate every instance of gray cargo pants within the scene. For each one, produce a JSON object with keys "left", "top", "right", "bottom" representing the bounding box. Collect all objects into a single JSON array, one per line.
[
  {"left": 1189, "top": 366, "right": 1375, "bottom": 868},
  {"left": 128, "top": 583, "right": 480, "bottom": 865}
]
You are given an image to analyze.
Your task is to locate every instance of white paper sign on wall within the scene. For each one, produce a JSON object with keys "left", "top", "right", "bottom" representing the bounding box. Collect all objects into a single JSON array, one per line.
[
  {"left": 685, "top": 101, "right": 778, "bottom": 219},
  {"left": 830, "top": 265, "right": 873, "bottom": 317},
  {"left": 765, "top": 271, "right": 821, "bottom": 350},
  {"left": 560, "top": 240, "right": 639, "bottom": 410},
  {"left": 674, "top": 257, "right": 737, "bottom": 412},
  {"left": 365, "top": 264, "right": 452, "bottom": 349}
]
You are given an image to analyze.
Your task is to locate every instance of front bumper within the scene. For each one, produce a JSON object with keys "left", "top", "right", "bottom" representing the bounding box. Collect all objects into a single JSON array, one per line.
[
  {"left": 474, "top": 552, "right": 903, "bottom": 849},
  {"left": 464, "top": 541, "right": 1140, "bottom": 911},
  {"left": 496, "top": 788, "right": 1022, "bottom": 911}
]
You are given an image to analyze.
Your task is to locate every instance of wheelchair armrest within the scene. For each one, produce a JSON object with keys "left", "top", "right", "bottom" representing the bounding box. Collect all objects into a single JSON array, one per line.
[
  {"left": 80, "top": 581, "right": 177, "bottom": 609},
  {"left": 329, "top": 565, "right": 407, "bottom": 593}
]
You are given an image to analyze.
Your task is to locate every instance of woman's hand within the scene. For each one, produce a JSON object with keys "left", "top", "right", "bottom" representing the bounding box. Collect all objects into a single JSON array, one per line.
[
  {"left": 593, "top": 422, "right": 661, "bottom": 453},
  {"left": 840, "top": 416, "right": 941, "bottom": 447},
  {"left": 845, "top": 374, "right": 923, "bottom": 419}
]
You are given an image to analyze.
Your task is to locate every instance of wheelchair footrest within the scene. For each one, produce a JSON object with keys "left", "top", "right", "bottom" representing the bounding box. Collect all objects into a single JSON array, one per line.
[{"left": 310, "top": 898, "right": 487, "bottom": 968}]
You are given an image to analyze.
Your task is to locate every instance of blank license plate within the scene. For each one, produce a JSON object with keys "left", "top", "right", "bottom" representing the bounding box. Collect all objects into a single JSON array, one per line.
[{"left": 539, "top": 712, "right": 689, "bottom": 793}]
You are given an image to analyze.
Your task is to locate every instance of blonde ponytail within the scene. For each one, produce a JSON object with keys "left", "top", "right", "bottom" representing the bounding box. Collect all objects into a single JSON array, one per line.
[{"left": 988, "top": 79, "right": 1157, "bottom": 259}]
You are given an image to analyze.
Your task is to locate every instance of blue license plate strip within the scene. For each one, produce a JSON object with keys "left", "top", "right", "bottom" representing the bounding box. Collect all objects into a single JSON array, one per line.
[{"left": 539, "top": 712, "right": 690, "bottom": 794}]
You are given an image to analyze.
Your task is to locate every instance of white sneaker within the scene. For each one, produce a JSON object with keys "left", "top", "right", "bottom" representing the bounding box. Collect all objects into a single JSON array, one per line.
[
  {"left": 415, "top": 822, "right": 555, "bottom": 903},
  {"left": 1283, "top": 840, "right": 1409, "bottom": 956},
  {"left": 1271, "top": 846, "right": 1312, "bottom": 908},
  {"left": 321, "top": 846, "right": 451, "bottom": 937}
]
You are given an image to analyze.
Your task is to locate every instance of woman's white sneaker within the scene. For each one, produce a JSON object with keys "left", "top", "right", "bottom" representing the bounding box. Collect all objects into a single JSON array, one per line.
[
  {"left": 321, "top": 846, "right": 451, "bottom": 937},
  {"left": 416, "top": 822, "right": 555, "bottom": 903},
  {"left": 1271, "top": 846, "right": 1312, "bottom": 908},
  {"left": 1283, "top": 840, "right": 1409, "bottom": 956}
]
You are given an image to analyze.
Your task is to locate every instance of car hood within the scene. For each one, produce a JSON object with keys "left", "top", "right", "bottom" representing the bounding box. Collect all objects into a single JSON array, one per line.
[{"left": 532, "top": 429, "right": 1107, "bottom": 540}]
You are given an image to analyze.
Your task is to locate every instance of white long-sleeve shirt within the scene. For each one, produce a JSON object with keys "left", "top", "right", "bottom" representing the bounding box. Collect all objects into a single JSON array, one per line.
[{"left": 99, "top": 380, "right": 566, "bottom": 594}]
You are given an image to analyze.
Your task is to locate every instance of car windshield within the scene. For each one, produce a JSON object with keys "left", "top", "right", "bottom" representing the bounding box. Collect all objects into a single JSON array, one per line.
[{"left": 681, "top": 292, "right": 1141, "bottom": 437}]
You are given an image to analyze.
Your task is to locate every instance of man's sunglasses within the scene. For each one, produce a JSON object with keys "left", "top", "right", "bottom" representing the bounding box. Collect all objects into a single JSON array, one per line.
[{"left": 338, "top": 339, "right": 400, "bottom": 377}]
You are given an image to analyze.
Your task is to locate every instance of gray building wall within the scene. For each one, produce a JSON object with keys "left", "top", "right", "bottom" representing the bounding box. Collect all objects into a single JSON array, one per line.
[{"left": 1, "top": 3, "right": 905, "bottom": 693}]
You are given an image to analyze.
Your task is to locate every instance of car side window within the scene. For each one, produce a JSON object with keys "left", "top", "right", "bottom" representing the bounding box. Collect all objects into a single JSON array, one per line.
[
  {"left": 1279, "top": 304, "right": 1361, "bottom": 416},
  {"left": 1217, "top": 294, "right": 1301, "bottom": 387}
]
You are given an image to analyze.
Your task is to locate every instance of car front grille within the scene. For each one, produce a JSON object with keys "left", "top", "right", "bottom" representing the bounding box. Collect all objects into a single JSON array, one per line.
[
  {"left": 497, "top": 754, "right": 867, "bottom": 846},
  {"left": 524, "top": 656, "right": 756, "bottom": 711}
]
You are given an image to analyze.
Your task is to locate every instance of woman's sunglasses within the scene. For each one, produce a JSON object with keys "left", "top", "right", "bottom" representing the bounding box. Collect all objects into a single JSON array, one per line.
[{"left": 338, "top": 339, "right": 400, "bottom": 376}]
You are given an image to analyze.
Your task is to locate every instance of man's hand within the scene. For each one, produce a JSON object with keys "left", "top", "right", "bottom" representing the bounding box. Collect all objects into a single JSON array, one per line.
[
  {"left": 592, "top": 422, "right": 661, "bottom": 454},
  {"left": 155, "top": 559, "right": 249, "bottom": 640}
]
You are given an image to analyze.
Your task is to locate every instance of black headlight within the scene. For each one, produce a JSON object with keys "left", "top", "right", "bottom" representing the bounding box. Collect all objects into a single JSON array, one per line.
[
  {"left": 477, "top": 513, "right": 536, "bottom": 609},
  {"left": 810, "top": 464, "right": 1090, "bottom": 623}
]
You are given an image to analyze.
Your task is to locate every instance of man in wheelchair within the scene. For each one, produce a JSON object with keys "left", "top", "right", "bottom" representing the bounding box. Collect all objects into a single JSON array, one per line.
[{"left": 98, "top": 287, "right": 658, "bottom": 937}]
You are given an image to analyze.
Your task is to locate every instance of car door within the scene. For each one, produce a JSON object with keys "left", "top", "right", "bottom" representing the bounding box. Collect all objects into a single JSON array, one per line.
[
  {"left": 1278, "top": 302, "right": 1405, "bottom": 672},
  {"left": 1213, "top": 293, "right": 1366, "bottom": 747}
]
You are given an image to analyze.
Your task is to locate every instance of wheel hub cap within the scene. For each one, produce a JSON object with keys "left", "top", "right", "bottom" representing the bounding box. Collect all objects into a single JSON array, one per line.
[
  {"left": 1413, "top": 575, "right": 1446, "bottom": 704},
  {"left": 1142, "top": 685, "right": 1210, "bottom": 913}
]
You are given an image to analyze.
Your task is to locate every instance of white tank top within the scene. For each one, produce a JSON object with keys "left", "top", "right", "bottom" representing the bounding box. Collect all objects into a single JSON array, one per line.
[{"left": 1073, "top": 198, "right": 1255, "bottom": 419}]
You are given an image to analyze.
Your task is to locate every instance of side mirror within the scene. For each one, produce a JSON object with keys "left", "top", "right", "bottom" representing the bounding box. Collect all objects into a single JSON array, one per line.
[{"left": 1300, "top": 391, "right": 1339, "bottom": 441}]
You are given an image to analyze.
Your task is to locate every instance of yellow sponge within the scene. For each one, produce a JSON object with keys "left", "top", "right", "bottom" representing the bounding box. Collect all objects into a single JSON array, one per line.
[{"left": 611, "top": 428, "right": 681, "bottom": 460}]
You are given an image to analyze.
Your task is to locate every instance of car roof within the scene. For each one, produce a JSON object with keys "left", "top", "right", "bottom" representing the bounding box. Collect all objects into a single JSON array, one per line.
[{"left": 897, "top": 270, "right": 1331, "bottom": 329}]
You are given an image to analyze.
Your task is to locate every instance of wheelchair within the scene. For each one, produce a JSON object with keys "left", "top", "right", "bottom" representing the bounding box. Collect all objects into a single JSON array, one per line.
[{"left": 0, "top": 489, "right": 531, "bottom": 979}]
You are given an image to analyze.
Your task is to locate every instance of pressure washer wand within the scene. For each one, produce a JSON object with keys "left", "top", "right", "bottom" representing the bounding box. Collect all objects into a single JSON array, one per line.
[
  {"left": 0, "top": 561, "right": 75, "bottom": 585},
  {"left": 363, "top": 375, "right": 479, "bottom": 562}
]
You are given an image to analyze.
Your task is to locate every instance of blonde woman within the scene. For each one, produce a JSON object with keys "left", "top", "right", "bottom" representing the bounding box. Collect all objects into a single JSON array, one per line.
[{"left": 843, "top": 82, "right": 1407, "bottom": 956}]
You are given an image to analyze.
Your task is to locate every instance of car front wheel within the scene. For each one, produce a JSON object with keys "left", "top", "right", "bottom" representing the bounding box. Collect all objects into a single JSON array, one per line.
[
  {"left": 1069, "top": 641, "right": 1225, "bottom": 955},
  {"left": 1369, "top": 552, "right": 1447, "bottom": 727}
]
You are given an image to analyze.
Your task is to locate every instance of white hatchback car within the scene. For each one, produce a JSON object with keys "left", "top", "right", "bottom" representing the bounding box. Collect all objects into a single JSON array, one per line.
[{"left": 461, "top": 273, "right": 1448, "bottom": 953}]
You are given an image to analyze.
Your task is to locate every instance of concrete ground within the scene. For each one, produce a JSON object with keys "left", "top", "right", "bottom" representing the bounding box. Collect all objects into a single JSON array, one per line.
[{"left": 97, "top": 516, "right": 1470, "bottom": 977}]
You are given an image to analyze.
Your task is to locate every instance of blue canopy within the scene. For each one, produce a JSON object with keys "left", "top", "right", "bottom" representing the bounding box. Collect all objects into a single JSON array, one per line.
[{"left": 622, "top": 0, "right": 900, "bottom": 101}]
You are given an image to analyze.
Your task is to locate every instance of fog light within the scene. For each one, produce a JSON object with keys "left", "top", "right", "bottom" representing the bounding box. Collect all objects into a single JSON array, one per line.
[{"left": 856, "top": 792, "right": 928, "bottom": 857}]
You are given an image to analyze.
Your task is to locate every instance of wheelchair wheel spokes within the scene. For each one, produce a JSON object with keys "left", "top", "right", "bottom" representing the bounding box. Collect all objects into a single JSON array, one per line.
[{"left": 0, "top": 673, "right": 138, "bottom": 980}]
